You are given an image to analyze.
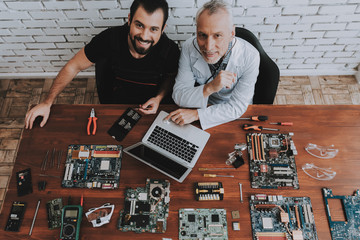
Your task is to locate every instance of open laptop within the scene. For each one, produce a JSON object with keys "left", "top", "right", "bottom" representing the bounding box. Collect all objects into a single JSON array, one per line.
[{"left": 124, "top": 111, "right": 210, "bottom": 183}]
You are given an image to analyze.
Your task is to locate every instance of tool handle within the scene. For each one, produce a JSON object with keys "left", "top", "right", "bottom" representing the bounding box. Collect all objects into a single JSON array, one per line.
[
  {"left": 87, "top": 117, "right": 92, "bottom": 135},
  {"left": 92, "top": 117, "right": 97, "bottom": 135},
  {"left": 198, "top": 168, "right": 208, "bottom": 171},
  {"left": 251, "top": 115, "right": 268, "bottom": 121},
  {"left": 242, "top": 124, "right": 262, "bottom": 131},
  {"left": 203, "top": 174, "right": 216, "bottom": 177},
  {"left": 280, "top": 122, "right": 293, "bottom": 126}
]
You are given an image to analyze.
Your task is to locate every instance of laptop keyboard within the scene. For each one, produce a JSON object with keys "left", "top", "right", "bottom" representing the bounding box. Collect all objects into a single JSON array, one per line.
[{"left": 148, "top": 126, "right": 199, "bottom": 163}]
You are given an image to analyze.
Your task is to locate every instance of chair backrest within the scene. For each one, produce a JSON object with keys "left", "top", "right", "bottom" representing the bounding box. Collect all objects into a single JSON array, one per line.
[{"left": 235, "top": 27, "right": 279, "bottom": 104}]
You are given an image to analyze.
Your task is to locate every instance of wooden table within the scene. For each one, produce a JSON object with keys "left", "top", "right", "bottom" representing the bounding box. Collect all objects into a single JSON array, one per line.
[{"left": 1, "top": 104, "right": 359, "bottom": 239}]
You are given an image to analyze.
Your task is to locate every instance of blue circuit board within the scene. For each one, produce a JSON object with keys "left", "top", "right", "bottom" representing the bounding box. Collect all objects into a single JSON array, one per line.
[
  {"left": 323, "top": 188, "right": 360, "bottom": 240},
  {"left": 250, "top": 194, "right": 318, "bottom": 240},
  {"left": 62, "top": 145, "right": 122, "bottom": 189}
]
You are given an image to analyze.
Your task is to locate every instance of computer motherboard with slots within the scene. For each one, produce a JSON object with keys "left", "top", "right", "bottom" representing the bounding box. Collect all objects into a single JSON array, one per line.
[
  {"left": 118, "top": 179, "right": 170, "bottom": 233},
  {"left": 323, "top": 188, "right": 360, "bottom": 240},
  {"left": 62, "top": 145, "right": 122, "bottom": 189},
  {"left": 246, "top": 133, "right": 299, "bottom": 189},
  {"left": 250, "top": 194, "right": 318, "bottom": 240},
  {"left": 179, "top": 208, "right": 228, "bottom": 240}
]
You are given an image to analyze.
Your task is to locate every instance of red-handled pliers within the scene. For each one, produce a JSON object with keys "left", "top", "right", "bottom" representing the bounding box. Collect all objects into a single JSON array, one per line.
[{"left": 87, "top": 108, "right": 97, "bottom": 135}]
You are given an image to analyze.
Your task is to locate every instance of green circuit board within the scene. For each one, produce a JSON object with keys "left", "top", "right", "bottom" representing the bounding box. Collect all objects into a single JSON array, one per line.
[
  {"left": 118, "top": 179, "right": 170, "bottom": 233},
  {"left": 179, "top": 208, "right": 228, "bottom": 240}
]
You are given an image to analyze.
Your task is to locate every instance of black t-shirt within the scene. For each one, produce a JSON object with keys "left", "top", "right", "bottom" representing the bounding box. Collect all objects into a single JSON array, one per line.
[{"left": 84, "top": 24, "right": 180, "bottom": 104}]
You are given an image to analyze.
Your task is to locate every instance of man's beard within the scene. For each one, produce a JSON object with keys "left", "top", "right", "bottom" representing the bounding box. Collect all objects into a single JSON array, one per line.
[{"left": 129, "top": 34, "right": 155, "bottom": 55}]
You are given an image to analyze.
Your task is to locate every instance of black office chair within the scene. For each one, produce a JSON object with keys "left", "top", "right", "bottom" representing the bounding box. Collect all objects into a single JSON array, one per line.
[{"left": 235, "top": 27, "right": 279, "bottom": 104}]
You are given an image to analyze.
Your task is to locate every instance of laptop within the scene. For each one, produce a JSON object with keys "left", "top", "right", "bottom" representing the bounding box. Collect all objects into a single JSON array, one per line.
[{"left": 124, "top": 110, "right": 210, "bottom": 183}]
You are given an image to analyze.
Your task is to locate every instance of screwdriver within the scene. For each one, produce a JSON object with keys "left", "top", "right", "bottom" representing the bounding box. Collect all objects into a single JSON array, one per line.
[
  {"left": 238, "top": 115, "right": 268, "bottom": 121},
  {"left": 203, "top": 174, "right": 234, "bottom": 178},
  {"left": 199, "top": 167, "right": 235, "bottom": 171},
  {"left": 270, "top": 122, "right": 293, "bottom": 126},
  {"left": 242, "top": 124, "right": 279, "bottom": 131}
]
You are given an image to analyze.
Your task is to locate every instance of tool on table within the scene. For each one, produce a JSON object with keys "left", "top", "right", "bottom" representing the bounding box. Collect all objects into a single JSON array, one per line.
[
  {"left": 87, "top": 108, "right": 97, "bottom": 135},
  {"left": 50, "top": 148, "right": 56, "bottom": 168},
  {"left": 239, "top": 183, "right": 243, "bottom": 202},
  {"left": 60, "top": 195, "right": 83, "bottom": 240},
  {"left": 57, "top": 150, "right": 63, "bottom": 169},
  {"left": 39, "top": 174, "right": 61, "bottom": 178},
  {"left": 238, "top": 115, "right": 268, "bottom": 121},
  {"left": 242, "top": 124, "right": 279, "bottom": 131},
  {"left": 203, "top": 174, "right": 234, "bottom": 178},
  {"left": 29, "top": 199, "right": 41, "bottom": 236},
  {"left": 270, "top": 122, "right": 293, "bottom": 126},
  {"left": 199, "top": 167, "right": 235, "bottom": 171},
  {"left": 41, "top": 150, "right": 49, "bottom": 171}
]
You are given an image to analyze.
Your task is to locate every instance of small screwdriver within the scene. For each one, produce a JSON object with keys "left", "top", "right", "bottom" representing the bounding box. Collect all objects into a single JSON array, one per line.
[
  {"left": 199, "top": 167, "right": 235, "bottom": 171},
  {"left": 238, "top": 115, "right": 268, "bottom": 121},
  {"left": 242, "top": 124, "right": 279, "bottom": 131},
  {"left": 270, "top": 122, "right": 293, "bottom": 126},
  {"left": 203, "top": 174, "right": 234, "bottom": 178}
]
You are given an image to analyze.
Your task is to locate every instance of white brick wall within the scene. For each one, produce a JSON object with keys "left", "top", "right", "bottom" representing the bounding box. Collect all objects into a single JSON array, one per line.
[{"left": 0, "top": 0, "right": 359, "bottom": 77}]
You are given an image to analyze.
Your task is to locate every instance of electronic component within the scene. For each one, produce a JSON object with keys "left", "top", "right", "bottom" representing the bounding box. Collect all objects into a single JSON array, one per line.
[
  {"left": 5, "top": 201, "right": 27, "bottom": 232},
  {"left": 16, "top": 168, "right": 33, "bottom": 196},
  {"left": 46, "top": 198, "right": 63, "bottom": 229},
  {"left": 250, "top": 194, "right": 318, "bottom": 240},
  {"left": 85, "top": 203, "right": 114, "bottom": 227},
  {"left": 232, "top": 210, "right": 240, "bottom": 219},
  {"left": 232, "top": 221, "right": 240, "bottom": 231},
  {"left": 323, "top": 188, "right": 360, "bottom": 239},
  {"left": 60, "top": 205, "right": 83, "bottom": 240},
  {"left": 179, "top": 208, "right": 228, "bottom": 240},
  {"left": 195, "top": 182, "right": 224, "bottom": 201},
  {"left": 107, "top": 107, "right": 142, "bottom": 142},
  {"left": 62, "top": 145, "right": 122, "bottom": 189},
  {"left": 118, "top": 179, "right": 170, "bottom": 233},
  {"left": 246, "top": 133, "right": 299, "bottom": 189}
]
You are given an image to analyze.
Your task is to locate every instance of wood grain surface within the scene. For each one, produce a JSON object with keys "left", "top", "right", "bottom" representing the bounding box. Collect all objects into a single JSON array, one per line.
[{"left": 0, "top": 104, "right": 359, "bottom": 240}]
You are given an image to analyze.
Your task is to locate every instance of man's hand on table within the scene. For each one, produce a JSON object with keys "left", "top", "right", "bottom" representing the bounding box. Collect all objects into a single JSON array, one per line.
[
  {"left": 25, "top": 103, "right": 51, "bottom": 129},
  {"left": 165, "top": 109, "right": 199, "bottom": 126}
]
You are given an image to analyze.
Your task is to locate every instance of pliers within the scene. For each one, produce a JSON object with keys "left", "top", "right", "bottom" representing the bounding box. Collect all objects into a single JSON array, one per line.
[{"left": 87, "top": 108, "right": 97, "bottom": 135}]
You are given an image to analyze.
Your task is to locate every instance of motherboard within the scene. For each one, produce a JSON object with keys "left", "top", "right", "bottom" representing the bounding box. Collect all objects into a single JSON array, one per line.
[
  {"left": 179, "top": 208, "right": 228, "bottom": 240},
  {"left": 62, "top": 145, "right": 122, "bottom": 189},
  {"left": 323, "top": 188, "right": 360, "bottom": 240},
  {"left": 246, "top": 133, "right": 299, "bottom": 189},
  {"left": 118, "top": 178, "right": 170, "bottom": 233},
  {"left": 250, "top": 194, "right": 318, "bottom": 240}
]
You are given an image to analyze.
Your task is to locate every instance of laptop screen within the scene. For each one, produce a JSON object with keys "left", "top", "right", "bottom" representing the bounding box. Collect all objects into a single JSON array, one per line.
[{"left": 127, "top": 143, "right": 188, "bottom": 180}]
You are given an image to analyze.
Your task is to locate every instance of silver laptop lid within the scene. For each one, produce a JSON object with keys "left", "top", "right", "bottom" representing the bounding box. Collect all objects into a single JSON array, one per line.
[{"left": 142, "top": 111, "right": 210, "bottom": 168}]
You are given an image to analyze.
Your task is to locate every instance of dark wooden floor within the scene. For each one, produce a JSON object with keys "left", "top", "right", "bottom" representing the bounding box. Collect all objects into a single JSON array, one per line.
[{"left": 0, "top": 75, "right": 358, "bottom": 212}]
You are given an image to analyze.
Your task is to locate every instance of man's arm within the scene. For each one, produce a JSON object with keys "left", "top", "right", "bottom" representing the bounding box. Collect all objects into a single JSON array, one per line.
[{"left": 25, "top": 48, "right": 93, "bottom": 129}]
